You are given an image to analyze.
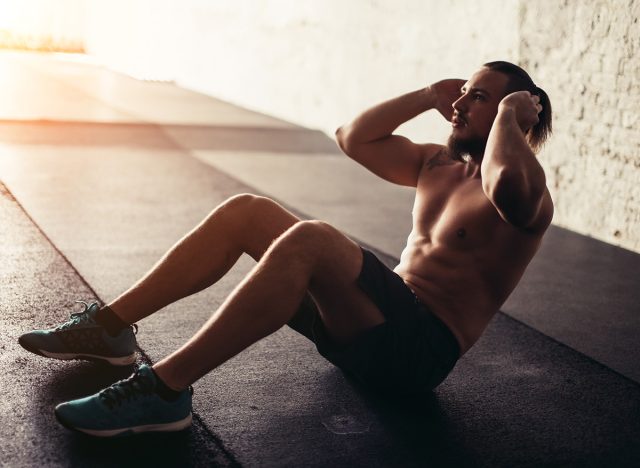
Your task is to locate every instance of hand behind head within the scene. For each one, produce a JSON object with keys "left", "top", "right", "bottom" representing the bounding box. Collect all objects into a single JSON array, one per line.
[
  {"left": 430, "top": 78, "right": 466, "bottom": 121},
  {"left": 500, "top": 90, "right": 542, "bottom": 132}
]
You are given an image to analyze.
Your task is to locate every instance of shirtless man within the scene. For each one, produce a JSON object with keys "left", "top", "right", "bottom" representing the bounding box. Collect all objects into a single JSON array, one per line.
[{"left": 19, "top": 60, "right": 553, "bottom": 437}]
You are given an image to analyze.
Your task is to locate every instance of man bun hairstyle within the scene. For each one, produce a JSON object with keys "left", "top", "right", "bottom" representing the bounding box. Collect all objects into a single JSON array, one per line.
[{"left": 483, "top": 60, "right": 552, "bottom": 152}]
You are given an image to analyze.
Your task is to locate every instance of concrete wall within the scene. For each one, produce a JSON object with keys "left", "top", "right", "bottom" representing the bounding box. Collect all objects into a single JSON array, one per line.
[
  {"left": 80, "top": 0, "right": 640, "bottom": 253},
  {"left": 520, "top": 0, "right": 640, "bottom": 252},
  {"left": 83, "top": 0, "right": 519, "bottom": 143}
]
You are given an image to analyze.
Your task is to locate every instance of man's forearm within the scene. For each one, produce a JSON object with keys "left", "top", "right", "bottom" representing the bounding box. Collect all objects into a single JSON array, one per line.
[{"left": 337, "top": 87, "right": 435, "bottom": 145}]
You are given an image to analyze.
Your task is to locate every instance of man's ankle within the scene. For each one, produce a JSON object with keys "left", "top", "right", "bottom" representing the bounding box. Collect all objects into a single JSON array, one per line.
[
  {"left": 95, "top": 305, "right": 129, "bottom": 336},
  {"left": 150, "top": 367, "right": 184, "bottom": 402}
]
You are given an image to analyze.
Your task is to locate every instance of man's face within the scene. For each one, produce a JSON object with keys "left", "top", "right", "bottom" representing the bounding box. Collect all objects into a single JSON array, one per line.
[{"left": 448, "top": 68, "right": 509, "bottom": 158}]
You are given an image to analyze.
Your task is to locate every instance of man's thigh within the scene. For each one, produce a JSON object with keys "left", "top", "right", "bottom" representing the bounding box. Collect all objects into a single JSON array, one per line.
[{"left": 305, "top": 224, "right": 385, "bottom": 345}]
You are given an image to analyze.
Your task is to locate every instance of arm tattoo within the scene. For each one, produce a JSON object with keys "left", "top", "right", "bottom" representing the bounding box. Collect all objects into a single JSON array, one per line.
[{"left": 425, "top": 149, "right": 457, "bottom": 171}]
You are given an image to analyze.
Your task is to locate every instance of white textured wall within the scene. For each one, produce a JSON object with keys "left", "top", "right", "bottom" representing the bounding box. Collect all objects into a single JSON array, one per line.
[
  {"left": 84, "top": 0, "right": 519, "bottom": 143},
  {"left": 82, "top": 0, "right": 640, "bottom": 253},
  {"left": 520, "top": 0, "right": 640, "bottom": 252}
]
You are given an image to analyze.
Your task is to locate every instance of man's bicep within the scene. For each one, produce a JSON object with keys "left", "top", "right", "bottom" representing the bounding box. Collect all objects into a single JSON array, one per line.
[{"left": 340, "top": 135, "right": 430, "bottom": 187}]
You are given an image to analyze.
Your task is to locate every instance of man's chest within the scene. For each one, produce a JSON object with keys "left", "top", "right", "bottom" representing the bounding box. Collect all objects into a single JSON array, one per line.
[{"left": 412, "top": 178, "right": 504, "bottom": 249}]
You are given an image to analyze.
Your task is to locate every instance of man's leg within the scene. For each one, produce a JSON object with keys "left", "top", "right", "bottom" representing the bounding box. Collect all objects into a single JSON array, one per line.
[
  {"left": 153, "top": 220, "right": 385, "bottom": 391},
  {"left": 54, "top": 220, "right": 386, "bottom": 436},
  {"left": 106, "top": 193, "right": 301, "bottom": 325},
  {"left": 19, "top": 193, "right": 302, "bottom": 365}
]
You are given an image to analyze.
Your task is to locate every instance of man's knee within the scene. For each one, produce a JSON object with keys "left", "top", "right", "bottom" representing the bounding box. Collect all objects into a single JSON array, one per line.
[
  {"left": 205, "top": 193, "right": 278, "bottom": 229},
  {"left": 207, "top": 194, "right": 301, "bottom": 259},
  {"left": 282, "top": 220, "right": 338, "bottom": 245},
  {"left": 219, "top": 193, "right": 270, "bottom": 215},
  {"left": 271, "top": 220, "right": 348, "bottom": 261}
]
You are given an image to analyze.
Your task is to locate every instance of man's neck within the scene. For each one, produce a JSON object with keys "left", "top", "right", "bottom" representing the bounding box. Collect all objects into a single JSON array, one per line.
[{"left": 464, "top": 154, "right": 483, "bottom": 178}]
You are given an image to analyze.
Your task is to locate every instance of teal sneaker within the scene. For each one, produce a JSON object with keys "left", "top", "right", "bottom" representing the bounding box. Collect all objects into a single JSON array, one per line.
[
  {"left": 18, "top": 301, "right": 137, "bottom": 366},
  {"left": 55, "top": 364, "right": 193, "bottom": 437}
]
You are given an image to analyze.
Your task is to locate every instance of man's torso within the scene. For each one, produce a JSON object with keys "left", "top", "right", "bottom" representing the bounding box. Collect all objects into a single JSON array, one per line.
[{"left": 393, "top": 146, "right": 552, "bottom": 355}]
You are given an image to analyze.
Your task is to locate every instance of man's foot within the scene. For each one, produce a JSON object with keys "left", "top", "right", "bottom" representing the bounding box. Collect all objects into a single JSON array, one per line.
[
  {"left": 18, "top": 301, "right": 138, "bottom": 366},
  {"left": 55, "top": 364, "right": 193, "bottom": 437}
]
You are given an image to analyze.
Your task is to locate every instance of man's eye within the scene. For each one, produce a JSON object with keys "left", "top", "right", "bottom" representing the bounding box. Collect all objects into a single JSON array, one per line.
[{"left": 473, "top": 94, "right": 484, "bottom": 101}]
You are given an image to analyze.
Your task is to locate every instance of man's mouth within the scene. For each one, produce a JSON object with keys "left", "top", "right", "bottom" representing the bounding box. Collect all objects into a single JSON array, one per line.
[{"left": 452, "top": 114, "right": 467, "bottom": 128}]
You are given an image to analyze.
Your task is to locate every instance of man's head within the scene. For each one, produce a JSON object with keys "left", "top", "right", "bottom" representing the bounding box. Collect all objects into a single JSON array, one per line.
[{"left": 447, "top": 61, "right": 552, "bottom": 162}]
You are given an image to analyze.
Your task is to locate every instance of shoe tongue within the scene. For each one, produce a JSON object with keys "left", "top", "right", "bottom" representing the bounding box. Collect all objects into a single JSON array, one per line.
[{"left": 135, "top": 364, "right": 157, "bottom": 389}]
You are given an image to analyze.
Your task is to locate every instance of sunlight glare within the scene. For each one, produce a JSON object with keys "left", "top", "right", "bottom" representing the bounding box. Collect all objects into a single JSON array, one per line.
[
  {"left": 0, "top": 0, "right": 85, "bottom": 52},
  {"left": 0, "top": 1, "right": 35, "bottom": 33}
]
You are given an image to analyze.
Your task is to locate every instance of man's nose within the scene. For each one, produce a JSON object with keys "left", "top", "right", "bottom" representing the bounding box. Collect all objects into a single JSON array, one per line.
[{"left": 452, "top": 95, "right": 466, "bottom": 113}]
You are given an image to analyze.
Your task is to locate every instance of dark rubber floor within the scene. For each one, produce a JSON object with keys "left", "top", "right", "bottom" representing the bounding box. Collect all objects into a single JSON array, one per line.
[{"left": 1, "top": 52, "right": 639, "bottom": 467}]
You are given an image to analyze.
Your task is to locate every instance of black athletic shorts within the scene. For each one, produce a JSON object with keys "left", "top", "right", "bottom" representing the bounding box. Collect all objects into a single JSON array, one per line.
[{"left": 287, "top": 247, "right": 460, "bottom": 397}]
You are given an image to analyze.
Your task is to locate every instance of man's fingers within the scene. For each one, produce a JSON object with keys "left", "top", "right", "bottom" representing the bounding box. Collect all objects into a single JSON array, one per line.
[{"left": 529, "top": 94, "right": 542, "bottom": 114}]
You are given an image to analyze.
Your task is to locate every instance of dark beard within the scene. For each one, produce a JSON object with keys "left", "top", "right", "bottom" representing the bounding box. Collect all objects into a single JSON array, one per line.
[{"left": 446, "top": 134, "right": 487, "bottom": 162}]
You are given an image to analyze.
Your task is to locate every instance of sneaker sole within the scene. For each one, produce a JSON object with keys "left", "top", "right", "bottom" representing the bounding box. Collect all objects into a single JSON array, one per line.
[
  {"left": 19, "top": 336, "right": 136, "bottom": 366},
  {"left": 55, "top": 411, "right": 193, "bottom": 437},
  {"left": 39, "top": 349, "right": 136, "bottom": 366}
]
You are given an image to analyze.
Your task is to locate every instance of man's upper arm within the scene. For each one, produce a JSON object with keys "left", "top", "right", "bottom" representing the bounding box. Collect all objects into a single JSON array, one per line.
[
  {"left": 336, "top": 131, "right": 439, "bottom": 187},
  {"left": 523, "top": 187, "right": 554, "bottom": 233}
]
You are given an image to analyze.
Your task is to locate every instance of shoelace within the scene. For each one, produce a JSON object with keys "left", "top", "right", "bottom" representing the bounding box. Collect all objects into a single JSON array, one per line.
[
  {"left": 54, "top": 300, "right": 139, "bottom": 335},
  {"left": 55, "top": 301, "right": 95, "bottom": 331},
  {"left": 99, "top": 367, "right": 154, "bottom": 410}
]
